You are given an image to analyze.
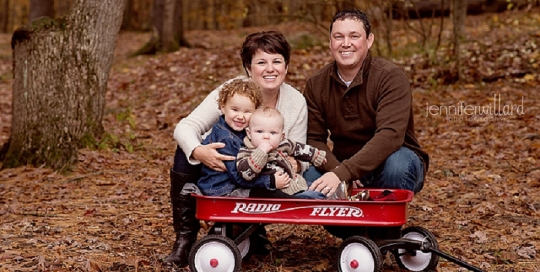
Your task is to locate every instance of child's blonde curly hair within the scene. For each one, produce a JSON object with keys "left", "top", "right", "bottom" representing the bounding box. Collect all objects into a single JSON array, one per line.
[{"left": 217, "top": 78, "right": 263, "bottom": 109}]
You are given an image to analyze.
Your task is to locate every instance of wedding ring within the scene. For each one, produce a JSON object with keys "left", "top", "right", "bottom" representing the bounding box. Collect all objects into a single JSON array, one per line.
[{"left": 324, "top": 186, "right": 330, "bottom": 191}]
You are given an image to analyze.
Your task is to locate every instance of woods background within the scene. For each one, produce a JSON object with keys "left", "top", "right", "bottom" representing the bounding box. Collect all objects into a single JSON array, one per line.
[
  {"left": 2, "top": 0, "right": 539, "bottom": 33},
  {"left": 3, "top": 0, "right": 539, "bottom": 62}
]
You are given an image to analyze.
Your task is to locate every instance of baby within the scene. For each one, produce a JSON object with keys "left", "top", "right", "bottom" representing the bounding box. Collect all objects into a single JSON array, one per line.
[{"left": 237, "top": 107, "right": 327, "bottom": 199}]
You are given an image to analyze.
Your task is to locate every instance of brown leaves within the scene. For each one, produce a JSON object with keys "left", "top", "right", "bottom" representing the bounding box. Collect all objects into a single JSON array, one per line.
[
  {"left": 1, "top": 8, "right": 540, "bottom": 272},
  {"left": 84, "top": 208, "right": 97, "bottom": 217}
]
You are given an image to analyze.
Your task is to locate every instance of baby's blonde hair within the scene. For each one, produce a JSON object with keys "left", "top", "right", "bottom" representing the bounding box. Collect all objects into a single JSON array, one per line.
[
  {"left": 249, "top": 107, "right": 284, "bottom": 128},
  {"left": 217, "top": 78, "right": 263, "bottom": 109}
]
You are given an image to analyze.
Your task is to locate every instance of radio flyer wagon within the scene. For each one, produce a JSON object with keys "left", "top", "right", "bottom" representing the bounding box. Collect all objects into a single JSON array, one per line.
[{"left": 187, "top": 188, "right": 485, "bottom": 272}]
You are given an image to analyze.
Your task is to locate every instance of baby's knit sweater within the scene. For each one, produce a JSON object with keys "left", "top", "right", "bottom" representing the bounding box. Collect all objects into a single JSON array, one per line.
[{"left": 237, "top": 138, "right": 326, "bottom": 195}]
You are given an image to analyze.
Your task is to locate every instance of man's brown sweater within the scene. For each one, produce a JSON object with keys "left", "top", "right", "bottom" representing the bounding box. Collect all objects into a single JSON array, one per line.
[{"left": 303, "top": 52, "right": 429, "bottom": 182}]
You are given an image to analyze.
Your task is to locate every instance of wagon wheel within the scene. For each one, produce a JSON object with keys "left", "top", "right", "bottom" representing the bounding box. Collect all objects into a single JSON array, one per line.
[
  {"left": 393, "top": 226, "right": 440, "bottom": 272},
  {"left": 188, "top": 234, "right": 242, "bottom": 272},
  {"left": 337, "top": 235, "right": 383, "bottom": 272}
]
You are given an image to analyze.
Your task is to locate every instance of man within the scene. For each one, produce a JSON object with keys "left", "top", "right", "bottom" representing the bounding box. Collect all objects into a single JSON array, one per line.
[{"left": 304, "top": 9, "right": 428, "bottom": 205}]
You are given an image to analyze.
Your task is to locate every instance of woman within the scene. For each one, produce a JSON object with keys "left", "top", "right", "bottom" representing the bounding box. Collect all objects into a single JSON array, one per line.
[{"left": 163, "top": 31, "right": 309, "bottom": 268}]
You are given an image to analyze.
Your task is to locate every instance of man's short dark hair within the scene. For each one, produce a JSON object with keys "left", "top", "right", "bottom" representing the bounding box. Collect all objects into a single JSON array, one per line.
[{"left": 330, "top": 9, "right": 371, "bottom": 36}]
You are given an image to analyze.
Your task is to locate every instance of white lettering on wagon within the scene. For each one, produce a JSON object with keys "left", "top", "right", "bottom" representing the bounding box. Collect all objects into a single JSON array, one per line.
[
  {"left": 231, "top": 203, "right": 281, "bottom": 213},
  {"left": 309, "top": 207, "right": 363, "bottom": 217},
  {"left": 231, "top": 202, "right": 364, "bottom": 217}
]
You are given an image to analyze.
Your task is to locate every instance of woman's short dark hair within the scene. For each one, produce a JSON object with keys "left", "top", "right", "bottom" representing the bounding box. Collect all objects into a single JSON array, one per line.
[
  {"left": 240, "top": 31, "right": 291, "bottom": 75},
  {"left": 330, "top": 9, "right": 371, "bottom": 36}
]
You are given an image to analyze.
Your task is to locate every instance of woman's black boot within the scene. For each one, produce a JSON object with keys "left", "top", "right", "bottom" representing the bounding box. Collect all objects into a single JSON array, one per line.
[{"left": 162, "top": 169, "right": 200, "bottom": 268}]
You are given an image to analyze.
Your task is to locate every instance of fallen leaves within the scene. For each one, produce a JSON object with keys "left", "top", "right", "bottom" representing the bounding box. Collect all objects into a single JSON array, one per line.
[{"left": 1, "top": 8, "right": 540, "bottom": 272}]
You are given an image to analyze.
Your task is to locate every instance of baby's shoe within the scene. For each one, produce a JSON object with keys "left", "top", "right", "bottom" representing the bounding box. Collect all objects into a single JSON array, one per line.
[{"left": 327, "top": 181, "right": 348, "bottom": 200}]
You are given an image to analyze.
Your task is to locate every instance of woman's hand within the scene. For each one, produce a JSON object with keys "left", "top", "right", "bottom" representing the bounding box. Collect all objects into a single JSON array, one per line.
[
  {"left": 309, "top": 172, "right": 341, "bottom": 196},
  {"left": 192, "top": 143, "right": 235, "bottom": 172}
]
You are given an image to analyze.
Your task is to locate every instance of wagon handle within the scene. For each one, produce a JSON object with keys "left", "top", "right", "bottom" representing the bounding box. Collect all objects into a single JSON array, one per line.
[
  {"left": 426, "top": 246, "right": 486, "bottom": 272},
  {"left": 380, "top": 238, "right": 487, "bottom": 272}
]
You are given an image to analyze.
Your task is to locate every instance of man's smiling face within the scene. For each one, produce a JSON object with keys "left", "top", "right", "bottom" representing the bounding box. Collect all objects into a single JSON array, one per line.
[{"left": 329, "top": 18, "right": 374, "bottom": 72}]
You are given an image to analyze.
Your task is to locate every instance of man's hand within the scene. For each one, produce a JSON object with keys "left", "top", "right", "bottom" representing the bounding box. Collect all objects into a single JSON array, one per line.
[
  {"left": 352, "top": 180, "right": 363, "bottom": 188},
  {"left": 309, "top": 172, "right": 341, "bottom": 196},
  {"left": 192, "top": 143, "right": 235, "bottom": 172}
]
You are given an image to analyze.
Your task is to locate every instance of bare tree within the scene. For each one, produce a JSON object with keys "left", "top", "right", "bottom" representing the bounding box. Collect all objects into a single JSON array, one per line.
[
  {"left": 135, "top": 0, "right": 189, "bottom": 55},
  {"left": 397, "top": 0, "right": 446, "bottom": 59},
  {"left": 1, "top": 0, "right": 126, "bottom": 171},
  {"left": 0, "top": 1, "right": 5, "bottom": 32},
  {"left": 122, "top": 0, "right": 136, "bottom": 30},
  {"left": 452, "top": 0, "right": 468, "bottom": 81},
  {"left": 161, "top": 0, "right": 177, "bottom": 51}
]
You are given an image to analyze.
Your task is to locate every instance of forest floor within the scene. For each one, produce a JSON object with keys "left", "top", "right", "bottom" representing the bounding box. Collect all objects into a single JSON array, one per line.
[{"left": 1, "top": 7, "right": 540, "bottom": 272}]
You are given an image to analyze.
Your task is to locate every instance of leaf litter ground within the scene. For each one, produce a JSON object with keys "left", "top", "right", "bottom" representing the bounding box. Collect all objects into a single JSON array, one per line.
[{"left": 1, "top": 8, "right": 540, "bottom": 272}]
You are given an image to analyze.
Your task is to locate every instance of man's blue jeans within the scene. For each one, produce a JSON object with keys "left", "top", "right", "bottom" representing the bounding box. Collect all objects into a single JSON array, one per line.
[{"left": 304, "top": 146, "right": 424, "bottom": 193}]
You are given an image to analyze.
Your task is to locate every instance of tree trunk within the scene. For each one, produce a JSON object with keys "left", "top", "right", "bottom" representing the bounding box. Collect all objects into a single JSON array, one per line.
[
  {"left": 161, "top": 0, "right": 177, "bottom": 51},
  {"left": 174, "top": 0, "right": 189, "bottom": 46},
  {"left": 135, "top": 0, "right": 188, "bottom": 55},
  {"left": 153, "top": 0, "right": 164, "bottom": 41},
  {"left": 1, "top": 0, "right": 126, "bottom": 171},
  {"left": 452, "top": 0, "right": 468, "bottom": 82},
  {"left": 122, "top": 0, "right": 135, "bottom": 30},
  {"left": 163, "top": 0, "right": 189, "bottom": 51},
  {"left": 122, "top": 0, "right": 153, "bottom": 31},
  {"left": 29, "top": 0, "right": 55, "bottom": 22},
  {"left": 0, "top": 0, "right": 9, "bottom": 32}
]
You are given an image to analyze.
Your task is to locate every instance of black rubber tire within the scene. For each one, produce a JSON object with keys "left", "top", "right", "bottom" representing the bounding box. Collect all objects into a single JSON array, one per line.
[
  {"left": 393, "top": 226, "right": 440, "bottom": 272},
  {"left": 337, "top": 235, "right": 383, "bottom": 272}
]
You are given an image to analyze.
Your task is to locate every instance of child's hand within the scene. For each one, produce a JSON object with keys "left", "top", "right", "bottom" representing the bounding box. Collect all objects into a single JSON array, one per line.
[
  {"left": 258, "top": 142, "right": 274, "bottom": 153},
  {"left": 287, "top": 156, "right": 300, "bottom": 173},
  {"left": 274, "top": 171, "right": 290, "bottom": 189}
]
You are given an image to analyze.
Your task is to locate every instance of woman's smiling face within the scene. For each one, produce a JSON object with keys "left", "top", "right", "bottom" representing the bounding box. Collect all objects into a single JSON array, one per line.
[{"left": 246, "top": 50, "right": 288, "bottom": 94}]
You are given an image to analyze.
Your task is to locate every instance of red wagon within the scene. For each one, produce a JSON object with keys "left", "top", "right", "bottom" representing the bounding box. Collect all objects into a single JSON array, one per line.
[{"left": 188, "top": 189, "right": 485, "bottom": 272}]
